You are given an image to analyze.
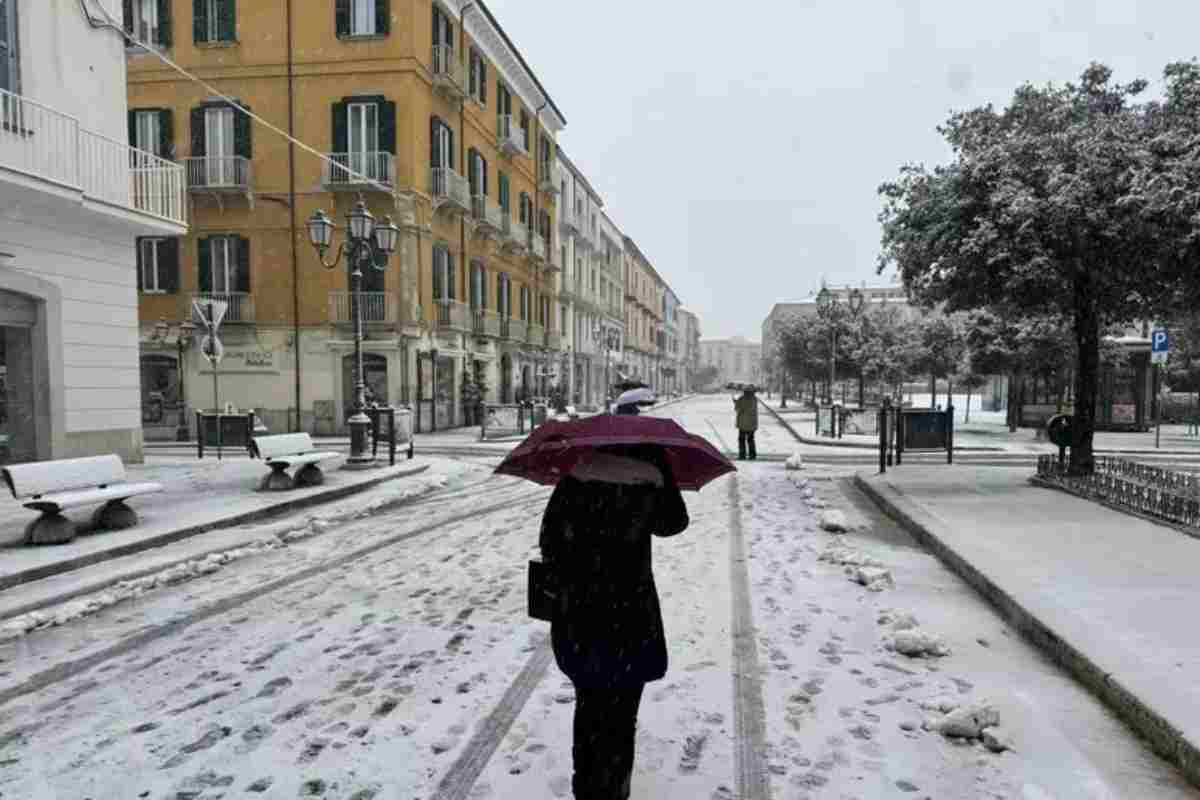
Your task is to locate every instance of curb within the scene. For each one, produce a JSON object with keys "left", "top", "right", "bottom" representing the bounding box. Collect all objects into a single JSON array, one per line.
[
  {"left": 853, "top": 472, "right": 1200, "bottom": 789},
  {"left": 0, "top": 463, "right": 430, "bottom": 596}
]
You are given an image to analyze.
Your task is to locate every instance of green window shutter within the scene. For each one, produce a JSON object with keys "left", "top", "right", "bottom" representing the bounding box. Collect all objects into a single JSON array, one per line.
[
  {"left": 447, "top": 252, "right": 456, "bottom": 300},
  {"left": 498, "top": 173, "right": 509, "bottom": 212},
  {"left": 336, "top": 0, "right": 350, "bottom": 36},
  {"left": 480, "top": 61, "right": 487, "bottom": 104},
  {"left": 127, "top": 111, "right": 136, "bottom": 150},
  {"left": 157, "top": 0, "right": 172, "bottom": 46},
  {"left": 123, "top": 0, "right": 133, "bottom": 32},
  {"left": 158, "top": 109, "right": 173, "bottom": 159},
  {"left": 135, "top": 238, "right": 144, "bottom": 291},
  {"left": 429, "top": 117, "right": 438, "bottom": 168},
  {"left": 432, "top": 249, "right": 443, "bottom": 300},
  {"left": 331, "top": 102, "right": 348, "bottom": 153},
  {"left": 220, "top": 0, "right": 236, "bottom": 41},
  {"left": 375, "top": 0, "right": 389, "bottom": 34},
  {"left": 190, "top": 107, "right": 206, "bottom": 157},
  {"left": 482, "top": 156, "right": 488, "bottom": 196},
  {"left": 193, "top": 0, "right": 208, "bottom": 43},
  {"left": 233, "top": 103, "right": 252, "bottom": 158},
  {"left": 379, "top": 100, "right": 396, "bottom": 155},
  {"left": 235, "top": 236, "right": 251, "bottom": 292},
  {"left": 198, "top": 238, "right": 213, "bottom": 292},
  {"left": 163, "top": 238, "right": 180, "bottom": 293},
  {"left": 447, "top": 125, "right": 455, "bottom": 170}
]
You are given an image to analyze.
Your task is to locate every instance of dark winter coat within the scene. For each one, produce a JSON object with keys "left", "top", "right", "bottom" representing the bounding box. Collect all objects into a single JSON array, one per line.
[
  {"left": 735, "top": 393, "right": 759, "bottom": 431},
  {"left": 538, "top": 475, "right": 690, "bottom": 689}
]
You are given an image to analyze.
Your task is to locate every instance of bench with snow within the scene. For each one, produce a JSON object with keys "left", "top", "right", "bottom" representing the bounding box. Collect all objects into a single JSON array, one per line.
[
  {"left": 1, "top": 455, "right": 164, "bottom": 545},
  {"left": 249, "top": 433, "right": 341, "bottom": 491}
]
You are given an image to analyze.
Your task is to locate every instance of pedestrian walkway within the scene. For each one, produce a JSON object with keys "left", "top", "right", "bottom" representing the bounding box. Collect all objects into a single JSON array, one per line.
[
  {"left": 856, "top": 465, "right": 1200, "bottom": 785},
  {"left": 0, "top": 455, "right": 433, "bottom": 595}
]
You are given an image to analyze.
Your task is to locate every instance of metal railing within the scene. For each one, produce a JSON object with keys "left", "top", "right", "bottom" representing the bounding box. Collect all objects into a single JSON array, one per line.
[
  {"left": 472, "top": 195, "right": 503, "bottom": 231},
  {"left": 432, "top": 44, "right": 466, "bottom": 94},
  {"left": 497, "top": 115, "right": 525, "bottom": 155},
  {"left": 323, "top": 152, "right": 395, "bottom": 187},
  {"left": 0, "top": 88, "right": 186, "bottom": 225},
  {"left": 1037, "top": 454, "right": 1200, "bottom": 530},
  {"left": 329, "top": 291, "right": 396, "bottom": 324},
  {"left": 499, "top": 315, "right": 511, "bottom": 339},
  {"left": 192, "top": 292, "right": 253, "bottom": 323},
  {"left": 508, "top": 317, "right": 528, "bottom": 342},
  {"left": 430, "top": 167, "right": 470, "bottom": 211},
  {"left": 186, "top": 155, "right": 252, "bottom": 190},
  {"left": 434, "top": 299, "right": 469, "bottom": 330},
  {"left": 470, "top": 308, "right": 501, "bottom": 338},
  {"left": 502, "top": 215, "right": 528, "bottom": 252},
  {"left": 527, "top": 322, "right": 545, "bottom": 345},
  {"left": 545, "top": 330, "right": 562, "bottom": 350}
]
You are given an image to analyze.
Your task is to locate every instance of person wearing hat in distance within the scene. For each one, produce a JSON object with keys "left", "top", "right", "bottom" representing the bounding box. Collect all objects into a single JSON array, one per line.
[
  {"left": 734, "top": 385, "right": 759, "bottom": 460},
  {"left": 538, "top": 446, "right": 689, "bottom": 799}
]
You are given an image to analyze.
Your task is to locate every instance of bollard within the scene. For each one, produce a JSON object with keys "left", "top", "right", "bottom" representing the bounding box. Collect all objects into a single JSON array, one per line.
[
  {"left": 946, "top": 404, "right": 954, "bottom": 465},
  {"left": 878, "top": 398, "right": 890, "bottom": 474}
]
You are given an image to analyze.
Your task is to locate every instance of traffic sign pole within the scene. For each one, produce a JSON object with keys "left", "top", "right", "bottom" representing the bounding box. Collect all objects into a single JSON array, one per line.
[{"left": 1152, "top": 329, "right": 1168, "bottom": 450}]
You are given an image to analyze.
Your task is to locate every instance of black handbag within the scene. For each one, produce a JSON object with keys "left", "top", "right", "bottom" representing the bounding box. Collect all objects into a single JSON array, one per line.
[{"left": 528, "top": 559, "right": 561, "bottom": 622}]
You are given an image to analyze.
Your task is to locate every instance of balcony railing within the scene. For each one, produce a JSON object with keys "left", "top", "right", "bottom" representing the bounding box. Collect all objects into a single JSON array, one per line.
[
  {"left": 471, "top": 308, "right": 501, "bottom": 338},
  {"left": 192, "top": 292, "right": 254, "bottom": 323},
  {"left": 528, "top": 233, "right": 547, "bottom": 263},
  {"left": 527, "top": 322, "right": 545, "bottom": 346},
  {"left": 432, "top": 45, "right": 466, "bottom": 97},
  {"left": 323, "top": 152, "right": 395, "bottom": 189},
  {"left": 329, "top": 291, "right": 397, "bottom": 324},
  {"left": 501, "top": 216, "right": 528, "bottom": 253},
  {"left": 560, "top": 207, "right": 579, "bottom": 234},
  {"left": 471, "top": 195, "right": 503, "bottom": 234},
  {"left": 497, "top": 115, "right": 525, "bottom": 157},
  {"left": 434, "top": 299, "right": 470, "bottom": 330},
  {"left": 430, "top": 167, "right": 470, "bottom": 214},
  {"left": 0, "top": 88, "right": 186, "bottom": 226},
  {"left": 186, "top": 156, "right": 252, "bottom": 191},
  {"left": 507, "top": 317, "right": 528, "bottom": 342},
  {"left": 545, "top": 330, "right": 562, "bottom": 350}
]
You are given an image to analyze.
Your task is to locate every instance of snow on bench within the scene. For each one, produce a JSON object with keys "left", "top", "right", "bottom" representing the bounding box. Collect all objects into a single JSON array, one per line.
[
  {"left": 1, "top": 454, "right": 164, "bottom": 545},
  {"left": 250, "top": 433, "right": 342, "bottom": 491}
]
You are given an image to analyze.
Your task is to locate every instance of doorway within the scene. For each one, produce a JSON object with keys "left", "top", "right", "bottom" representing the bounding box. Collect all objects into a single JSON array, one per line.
[{"left": 342, "top": 352, "right": 388, "bottom": 428}]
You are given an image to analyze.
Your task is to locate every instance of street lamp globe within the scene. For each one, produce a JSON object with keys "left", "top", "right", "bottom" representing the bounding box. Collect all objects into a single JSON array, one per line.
[
  {"left": 848, "top": 287, "right": 865, "bottom": 315},
  {"left": 373, "top": 215, "right": 400, "bottom": 256},
  {"left": 347, "top": 201, "right": 375, "bottom": 242},
  {"left": 307, "top": 209, "right": 334, "bottom": 251}
]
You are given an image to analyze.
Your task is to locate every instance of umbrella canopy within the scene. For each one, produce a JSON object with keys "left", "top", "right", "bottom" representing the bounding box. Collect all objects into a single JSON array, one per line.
[
  {"left": 616, "top": 387, "right": 656, "bottom": 407},
  {"left": 495, "top": 415, "right": 736, "bottom": 491},
  {"left": 614, "top": 379, "right": 650, "bottom": 392}
]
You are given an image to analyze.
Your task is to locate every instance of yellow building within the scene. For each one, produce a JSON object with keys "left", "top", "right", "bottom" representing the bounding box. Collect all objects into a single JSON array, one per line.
[
  {"left": 622, "top": 236, "right": 665, "bottom": 389},
  {"left": 128, "top": 0, "right": 565, "bottom": 437}
]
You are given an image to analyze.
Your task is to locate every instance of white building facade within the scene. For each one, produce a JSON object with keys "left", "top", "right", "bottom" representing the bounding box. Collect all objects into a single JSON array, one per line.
[{"left": 0, "top": 0, "right": 187, "bottom": 464}]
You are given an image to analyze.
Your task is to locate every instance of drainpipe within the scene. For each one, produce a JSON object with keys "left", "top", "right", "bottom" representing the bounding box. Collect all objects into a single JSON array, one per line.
[
  {"left": 459, "top": 2, "right": 477, "bottom": 426},
  {"left": 286, "top": 0, "right": 301, "bottom": 432}
]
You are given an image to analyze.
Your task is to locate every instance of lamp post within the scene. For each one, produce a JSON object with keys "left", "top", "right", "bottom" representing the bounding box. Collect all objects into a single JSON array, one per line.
[
  {"left": 306, "top": 200, "right": 400, "bottom": 467},
  {"left": 816, "top": 285, "right": 865, "bottom": 407},
  {"left": 593, "top": 321, "right": 620, "bottom": 413}
]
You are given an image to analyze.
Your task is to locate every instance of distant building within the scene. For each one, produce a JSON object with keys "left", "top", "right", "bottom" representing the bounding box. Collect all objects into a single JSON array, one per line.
[{"left": 700, "top": 337, "right": 761, "bottom": 386}]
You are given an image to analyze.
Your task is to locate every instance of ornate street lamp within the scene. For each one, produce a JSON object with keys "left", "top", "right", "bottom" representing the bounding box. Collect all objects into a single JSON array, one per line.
[
  {"left": 307, "top": 200, "right": 401, "bottom": 467},
  {"left": 816, "top": 287, "right": 838, "bottom": 404}
]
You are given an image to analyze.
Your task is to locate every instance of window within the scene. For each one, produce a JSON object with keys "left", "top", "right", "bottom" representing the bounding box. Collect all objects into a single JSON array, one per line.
[
  {"left": 430, "top": 116, "right": 454, "bottom": 169},
  {"left": 337, "top": 0, "right": 389, "bottom": 37},
  {"left": 497, "top": 273, "right": 511, "bottom": 317},
  {"left": 519, "top": 192, "right": 531, "bottom": 225},
  {"left": 539, "top": 135, "right": 553, "bottom": 175},
  {"left": 520, "top": 286, "right": 530, "bottom": 321},
  {"left": 520, "top": 110, "right": 530, "bottom": 151},
  {"left": 194, "top": 0, "right": 236, "bottom": 43},
  {"left": 469, "top": 49, "right": 487, "bottom": 105},
  {"left": 431, "top": 3, "right": 452, "bottom": 47},
  {"left": 497, "top": 83, "right": 512, "bottom": 120},
  {"left": 129, "top": 109, "right": 172, "bottom": 158},
  {"left": 560, "top": 304, "right": 567, "bottom": 334},
  {"left": 470, "top": 261, "right": 486, "bottom": 310},
  {"left": 198, "top": 235, "right": 249, "bottom": 294},
  {"left": 191, "top": 102, "right": 252, "bottom": 183},
  {"left": 498, "top": 172, "right": 510, "bottom": 213},
  {"left": 0, "top": 0, "right": 18, "bottom": 93},
  {"left": 125, "top": 0, "right": 172, "bottom": 47},
  {"left": 137, "top": 238, "right": 179, "bottom": 293},
  {"left": 468, "top": 148, "right": 488, "bottom": 197},
  {"left": 331, "top": 96, "right": 395, "bottom": 182},
  {"left": 433, "top": 246, "right": 455, "bottom": 302}
]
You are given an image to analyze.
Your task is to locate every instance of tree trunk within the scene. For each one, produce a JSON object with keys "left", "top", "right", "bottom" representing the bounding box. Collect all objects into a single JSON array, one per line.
[
  {"left": 858, "top": 369, "right": 865, "bottom": 409},
  {"left": 929, "top": 373, "right": 937, "bottom": 408},
  {"left": 965, "top": 384, "right": 972, "bottom": 423},
  {"left": 1071, "top": 279, "right": 1100, "bottom": 476},
  {"left": 1007, "top": 373, "right": 1020, "bottom": 433}
]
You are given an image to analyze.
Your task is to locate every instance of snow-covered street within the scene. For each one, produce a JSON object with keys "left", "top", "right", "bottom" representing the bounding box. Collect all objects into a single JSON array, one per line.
[{"left": 0, "top": 395, "right": 1195, "bottom": 799}]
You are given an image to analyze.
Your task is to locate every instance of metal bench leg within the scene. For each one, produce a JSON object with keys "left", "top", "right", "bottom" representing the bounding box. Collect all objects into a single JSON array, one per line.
[
  {"left": 260, "top": 464, "right": 295, "bottom": 492},
  {"left": 295, "top": 464, "right": 325, "bottom": 487},
  {"left": 92, "top": 500, "right": 138, "bottom": 531},
  {"left": 25, "top": 512, "right": 76, "bottom": 545}
]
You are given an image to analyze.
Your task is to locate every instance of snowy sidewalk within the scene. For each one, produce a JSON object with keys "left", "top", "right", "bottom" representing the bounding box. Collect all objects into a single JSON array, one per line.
[
  {"left": 0, "top": 455, "right": 432, "bottom": 594},
  {"left": 856, "top": 465, "right": 1200, "bottom": 785}
]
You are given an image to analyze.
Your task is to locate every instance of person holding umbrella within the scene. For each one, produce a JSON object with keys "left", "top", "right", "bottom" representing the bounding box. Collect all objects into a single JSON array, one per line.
[
  {"left": 734, "top": 384, "right": 759, "bottom": 460},
  {"left": 497, "top": 416, "right": 735, "bottom": 800}
]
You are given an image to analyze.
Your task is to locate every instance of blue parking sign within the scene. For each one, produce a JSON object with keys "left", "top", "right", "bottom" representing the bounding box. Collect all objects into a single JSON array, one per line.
[{"left": 1152, "top": 329, "right": 1169, "bottom": 364}]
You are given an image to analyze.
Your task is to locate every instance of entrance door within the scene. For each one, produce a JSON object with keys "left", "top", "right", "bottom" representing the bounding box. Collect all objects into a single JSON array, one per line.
[
  {"left": 342, "top": 353, "right": 388, "bottom": 428},
  {"left": 205, "top": 106, "right": 235, "bottom": 185},
  {"left": 500, "top": 354, "right": 512, "bottom": 403},
  {"left": 0, "top": 291, "right": 37, "bottom": 464},
  {"left": 140, "top": 354, "right": 179, "bottom": 439}
]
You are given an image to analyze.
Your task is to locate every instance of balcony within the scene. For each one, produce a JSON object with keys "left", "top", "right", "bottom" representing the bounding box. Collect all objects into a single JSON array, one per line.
[
  {"left": 527, "top": 322, "right": 545, "bottom": 347},
  {"left": 539, "top": 169, "right": 559, "bottom": 197},
  {"left": 471, "top": 308, "right": 501, "bottom": 339},
  {"left": 322, "top": 152, "right": 395, "bottom": 190},
  {"left": 497, "top": 115, "right": 525, "bottom": 157},
  {"left": 329, "top": 291, "right": 397, "bottom": 325},
  {"left": 434, "top": 299, "right": 470, "bottom": 331},
  {"left": 471, "top": 195, "right": 503, "bottom": 237},
  {"left": 545, "top": 330, "right": 562, "bottom": 350},
  {"left": 0, "top": 88, "right": 186, "bottom": 229},
  {"left": 505, "top": 317, "right": 528, "bottom": 342},
  {"left": 186, "top": 156, "right": 252, "bottom": 192},
  {"left": 527, "top": 233, "right": 547, "bottom": 265},
  {"left": 432, "top": 45, "right": 466, "bottom": 99},
  {"left": 559, "top": 207, "right": 579, "bottom": 235},
  {"left": 501, "top": 216, "right": 528, "bottom": 255},
  {"left": 430, "top": 167, "right": 470, "bottom": 216},
  {"left": 192, "top": 292, "right": 254, "bottom": 323}
]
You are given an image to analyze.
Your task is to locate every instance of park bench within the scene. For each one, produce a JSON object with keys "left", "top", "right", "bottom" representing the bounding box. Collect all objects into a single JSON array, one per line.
[
  {"left": 250, "top": 433, "right": 341, "bottom": 491},
  {"left": 1, "top": 455, "right": 164, "bottom": 545}
]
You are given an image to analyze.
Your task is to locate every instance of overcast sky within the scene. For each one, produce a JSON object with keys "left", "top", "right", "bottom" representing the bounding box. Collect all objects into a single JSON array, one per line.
[{"left": 484, "top": 0, "right": 1198, "bottom": 340}]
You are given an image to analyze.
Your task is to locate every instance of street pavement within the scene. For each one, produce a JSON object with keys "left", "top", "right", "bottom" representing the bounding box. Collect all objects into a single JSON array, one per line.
[{"left": 0, "top": 395, "right": 1196, "bottom": 798}]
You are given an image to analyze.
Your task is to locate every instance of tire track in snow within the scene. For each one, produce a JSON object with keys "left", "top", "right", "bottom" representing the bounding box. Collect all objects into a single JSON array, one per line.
[{"left": 0, "top": 487, "right": 549, "bottom": 709}]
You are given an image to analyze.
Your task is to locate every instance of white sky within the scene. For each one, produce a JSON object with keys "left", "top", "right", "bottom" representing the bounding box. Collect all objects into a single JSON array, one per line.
[{"left": 484, "top": 0, "right": 1197, "bottom": 338}]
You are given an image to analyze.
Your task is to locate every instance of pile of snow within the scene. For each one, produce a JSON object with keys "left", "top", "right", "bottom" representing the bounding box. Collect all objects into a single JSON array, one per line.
[
  {"left": 786, "top": 473, "right": 808, "bottom": 489},
  {"left": 785, "top": 452, "right": 804, "bottom": 471},
  {"left": 877, "top": 609, "right": 919, "bottom": 630},
  {"left": 849, "top": 566, "right": 893, "bottom": 592},
  {"left": 918, "top": 700, "right": 1012, "bottom": 751},
  {"left": 888, "top": 628, "right": 951, "bottom": 657},
  {"left": 818, "top": 510, "right": 852, "bottom": 533},
  {"left": 820, "top": 544, "right": 882, "bottom": 568}
]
